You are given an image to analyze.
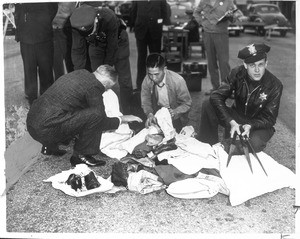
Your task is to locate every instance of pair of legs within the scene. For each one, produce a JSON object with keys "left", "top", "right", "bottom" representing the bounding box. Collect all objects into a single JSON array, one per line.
[
  {"left": 53, "top": 27, "right": 74, "bottom": 80},
  {"left": 203, "top": 32, "right": 231, "bottom": 91},
  {"left": 135, "top": 30, "right": 162, "bottom": 90},
  {"left": 28, "top": 108, "right": 119, "bottom": 156},
  {"left": 20, "top": 40, "right": 54, "bottom": 104},
  {"left": 198, "top": 100, "right": 275, "bottom": 152}
]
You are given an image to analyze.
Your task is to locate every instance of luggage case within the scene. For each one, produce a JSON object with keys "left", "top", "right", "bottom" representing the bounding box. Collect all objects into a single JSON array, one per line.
[
  {"left": 166, "top": 57, "right": 182, "bottom": 72},
  {"left": 182, "top": 61, "right": 207, "bottom": 78},
  {"left": 180, "top": 72, "right": 202, "bottom": 92}
]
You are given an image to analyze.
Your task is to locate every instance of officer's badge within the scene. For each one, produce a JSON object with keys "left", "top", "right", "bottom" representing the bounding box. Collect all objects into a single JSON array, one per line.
[
  {"left": 247, "top": 44, "right": 257, "bottom": 56},
  {"left": 259, "top": 92, "right": 267, "bottom": 101}
]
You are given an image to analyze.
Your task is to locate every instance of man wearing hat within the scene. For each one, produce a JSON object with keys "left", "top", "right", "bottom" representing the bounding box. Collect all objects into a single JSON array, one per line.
[
  {"left": 197, "top": 43, "right": 283, "bottom": 153},
  {"left": 70, "top": 3, "right": 133, "bottom": 115}
]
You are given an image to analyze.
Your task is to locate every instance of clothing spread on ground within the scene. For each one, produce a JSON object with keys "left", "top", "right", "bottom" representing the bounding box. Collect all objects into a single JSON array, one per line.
[{"left": 44, "top": 90, "right": 295, "bottom": 206}]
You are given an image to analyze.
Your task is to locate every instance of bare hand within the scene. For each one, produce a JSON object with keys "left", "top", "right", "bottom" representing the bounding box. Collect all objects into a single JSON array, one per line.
[
  {"left": 145, "top": 113, "right": 157, "bottom": 128},
  {"left": 168, "top": 108, "right": 175, "bottom": 118},
  {"left": 229, "top": 120, "right": 241, "bottom": 138},
  {"left": 120, "top": 115, "right": 143, "bottom": 124},
  {"left": 241, "top": 124, "right": 251, "bottom": 138}
]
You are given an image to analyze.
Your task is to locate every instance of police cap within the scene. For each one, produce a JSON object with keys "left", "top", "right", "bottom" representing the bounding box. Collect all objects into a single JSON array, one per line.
[
  {"left": 238, "top": 43, "right": 270, "bottom": 63},
  {"left": 70, "top": 5, "right": 96, "bottom": 31}
]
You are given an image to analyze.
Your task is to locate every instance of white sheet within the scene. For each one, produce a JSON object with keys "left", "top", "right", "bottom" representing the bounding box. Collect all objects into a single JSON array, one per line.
[{"left": 214, "top": 143, "right": 296, "bottom": 206}]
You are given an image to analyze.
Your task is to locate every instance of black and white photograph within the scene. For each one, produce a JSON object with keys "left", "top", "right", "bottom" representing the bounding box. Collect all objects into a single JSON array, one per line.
[{"left": 0, "top": 0, "right": 298, "bottom": 238}]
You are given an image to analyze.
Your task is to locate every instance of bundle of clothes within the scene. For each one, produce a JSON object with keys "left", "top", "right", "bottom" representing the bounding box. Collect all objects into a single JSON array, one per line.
[{"left": 44, "top": 90, "right": 296, "bottom": 206}]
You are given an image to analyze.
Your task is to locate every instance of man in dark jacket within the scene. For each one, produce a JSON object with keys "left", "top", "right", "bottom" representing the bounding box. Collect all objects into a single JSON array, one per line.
[
  {"left": 14, "top": 3, "right": 58, "bottom": 105},
  {"left": 198, "top": 43, "right": 283, "bottom": 152},
  {"left": 70, "top": 3, "right": 133, "bottom": 115},
  {"left": 26, "top": 65, "right": 142, "bottom": 167},
  {"left": 131, "top": 0, "right": 169, "bottom": 91}
]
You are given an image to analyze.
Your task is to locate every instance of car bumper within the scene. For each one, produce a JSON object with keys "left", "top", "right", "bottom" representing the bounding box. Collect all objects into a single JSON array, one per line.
[
  {"left": 262, "top": 24, "right": 292, "bottom": 31},
  {"left": 228, "top": 25, "right": 243, "bottom": 31}
]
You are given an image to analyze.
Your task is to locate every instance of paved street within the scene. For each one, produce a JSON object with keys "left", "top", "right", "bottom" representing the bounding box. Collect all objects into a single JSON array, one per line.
[{"left": 2, "top": 27, "right": 297, "bottom": 236}]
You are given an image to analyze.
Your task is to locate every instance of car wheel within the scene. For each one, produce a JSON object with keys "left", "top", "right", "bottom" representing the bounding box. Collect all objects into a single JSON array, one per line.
[
  {"left": 280, "top": 30, "right": 287, "bottom": 37},
  {"left": 235, "top": 30, "right": 240, "bottom": 37},
  {"left": 257, "top": 27, "right": 266, "bottom": 36}
]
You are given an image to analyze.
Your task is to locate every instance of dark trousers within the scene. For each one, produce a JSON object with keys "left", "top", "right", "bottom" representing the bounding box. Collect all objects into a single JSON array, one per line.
[
  {"left": 198, "top": 100, "right": 275, "bottom": 152},
  {"left": 115, "top": 30, "right": 133, "bottom": 115},
  {"left": 53, "top": 27, "right": 73, "bottom": 80},
  {"left": 203, "top": 32, "right": 230, "bottom": 90},
  {"left": 28, "top": 108, "right": 118, "bottom": 156},
  {"left": 136, "top": 31, "right": 162, "bottom": 90},
  {"left": 20, "top": 40, "right": 54, "bottom": 101}
]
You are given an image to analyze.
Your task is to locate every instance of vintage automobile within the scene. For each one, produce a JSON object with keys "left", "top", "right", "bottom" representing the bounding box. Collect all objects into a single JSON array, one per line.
[
  {"left": 244, "top": 3, "right": 291, "bottom": 37},
  {"left": 170, "top": 3, "right": 191, "bottom": 26},
  {"left": 227, "top": 9, "right": 248, "bottom": 37}
]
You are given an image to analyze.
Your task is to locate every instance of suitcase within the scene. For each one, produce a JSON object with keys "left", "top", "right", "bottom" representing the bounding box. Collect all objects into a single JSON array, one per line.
[
  {"left": 182, "top": 61, "right": 207, "bottom": 78},
  {"left": 180, "top": 72, "right": 202, "bottom": 92},
  {"left": 166, "top": 57, "right": 182, "bottom": 72}
]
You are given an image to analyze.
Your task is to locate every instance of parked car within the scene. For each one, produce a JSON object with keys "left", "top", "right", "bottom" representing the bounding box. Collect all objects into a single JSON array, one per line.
[
  {"left": 245, "top": 3, "right": 291, "bottom": 37},
  {"left": 169, "top": 2, "right": 191, "bottom": 26},
  {"left": 167, "top": 0, "right": 193, "bottom": 9},
  {"left": 227, "top": 9, "right": 248, "bottom": 37}
]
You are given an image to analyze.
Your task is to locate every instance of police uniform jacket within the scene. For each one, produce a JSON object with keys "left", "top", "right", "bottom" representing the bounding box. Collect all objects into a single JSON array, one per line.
[
  {"left": 14, "top": 3, "right": 58, "bottom": 44},
  {"left": 131, "top": 0, "right": 168, "bottom": 40},
  {"left": 72, "top": 7, "right": 119, "bottom": 68},
  {"left": 210, "top": 65, "right": 283, "bottom": 130},
  {"left": 193, "top": 0, "right": 234, "bottom": 34}
]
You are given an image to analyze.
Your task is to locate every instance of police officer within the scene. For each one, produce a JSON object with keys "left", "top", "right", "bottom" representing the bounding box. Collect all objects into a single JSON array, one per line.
[
  {"left": 70, "top": 3, "right": 133, "bottom": 114},
  {"left": 198, "top": 43, "right": 283, "bottom": 153}
]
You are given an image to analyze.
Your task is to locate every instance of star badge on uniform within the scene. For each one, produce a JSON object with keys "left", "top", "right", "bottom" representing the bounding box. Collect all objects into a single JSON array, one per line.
[{"left": 259, "top": 92, "right": 267, "bottom": 101}]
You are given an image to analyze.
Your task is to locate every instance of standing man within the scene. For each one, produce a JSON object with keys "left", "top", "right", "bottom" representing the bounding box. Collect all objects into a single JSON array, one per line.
[
  {"left": 193, "top": 0, "right": 237, "bottom": 95},
  {"left": 198, "top": 43, "right": 283, "bottom": 153},
  {"left": 27, "top": 65, "right": 142, "bottom": 167},
  {"left": 52, "top": 2, "right": 76, "bottom": 80},
  {"left": 141, "top": 53, "right": 192, "bottom": 132},
  {"left": 14, "top": 3, "right": 58, "bottom": 105},
  {"left": 131, "top": 0, "right": 169, "bottom": 91},
  {"left": 70, "top": 3, "right": 133, "bottom": 114}
]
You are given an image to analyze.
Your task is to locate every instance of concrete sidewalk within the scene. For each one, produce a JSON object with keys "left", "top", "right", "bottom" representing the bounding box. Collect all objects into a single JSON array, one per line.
[{"left": 3, "top": 30, "right": 297, "bottom": 235}]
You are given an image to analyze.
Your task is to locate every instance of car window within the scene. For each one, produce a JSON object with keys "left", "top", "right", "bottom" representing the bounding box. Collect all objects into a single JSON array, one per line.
[{"left": 256, "top": 5, "right": 279, "bottom": 14}]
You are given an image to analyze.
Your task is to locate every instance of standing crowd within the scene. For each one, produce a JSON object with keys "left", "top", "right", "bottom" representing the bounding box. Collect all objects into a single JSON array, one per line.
[{"left": 12, "top": 1, "right": 282, "bottom": 168}]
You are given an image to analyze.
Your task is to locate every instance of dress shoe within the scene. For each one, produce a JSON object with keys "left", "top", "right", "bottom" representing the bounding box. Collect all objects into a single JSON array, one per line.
[
  {"left": 70, "top": 155, "right": 106, "bottom": 167},
  {"left": 84, "top": 171, "right": 100, "bottom": 190},
  {"left": 66, "top": 173, "right": 82, "bottom": 191},
  {"left": 41, "top": 145, "right": 67, "bottom": 156}
]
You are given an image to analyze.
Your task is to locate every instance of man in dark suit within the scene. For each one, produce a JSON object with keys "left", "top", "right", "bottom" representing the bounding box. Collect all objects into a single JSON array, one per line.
[
  {"left": 131, "top": 0, "right": 169, "bottom": 91},
  {"left": 14, "top": 2, "right": 58, "bottom": 105},
  {"left": 26, "top": 65, "right": 142, "bottom": 167}
]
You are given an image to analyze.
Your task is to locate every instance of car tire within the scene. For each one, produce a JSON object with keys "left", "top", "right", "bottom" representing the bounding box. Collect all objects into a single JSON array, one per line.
[
  {"left": 235, "top": 30, "right": 240, "bottom": 37},
  {"left": 257, "top": 27, "right": 266, "bottom": 36},
  {"left": 280, "top": 30, "right": 287, "bottom": 37}
]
